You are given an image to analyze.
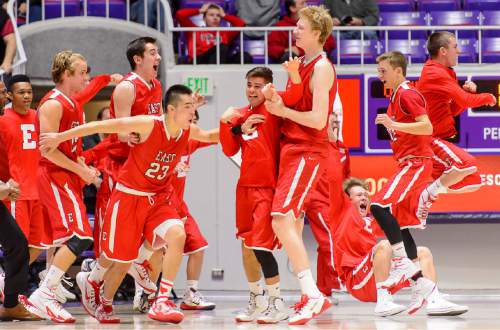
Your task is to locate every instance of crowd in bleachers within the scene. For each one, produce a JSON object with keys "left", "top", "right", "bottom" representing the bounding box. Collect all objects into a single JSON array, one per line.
[{"left": 3, "top": 0, "right": 500, "bottom": 66}]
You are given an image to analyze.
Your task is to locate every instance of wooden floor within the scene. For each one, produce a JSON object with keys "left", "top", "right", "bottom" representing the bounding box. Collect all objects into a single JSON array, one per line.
[{"left": 5, "top": 290, "right": 500, "bottom": 329}]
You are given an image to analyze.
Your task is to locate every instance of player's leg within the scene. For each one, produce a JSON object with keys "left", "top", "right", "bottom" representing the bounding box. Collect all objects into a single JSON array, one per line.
[{"left": 133, "top": 248, "right": 162, "bottom": 313}]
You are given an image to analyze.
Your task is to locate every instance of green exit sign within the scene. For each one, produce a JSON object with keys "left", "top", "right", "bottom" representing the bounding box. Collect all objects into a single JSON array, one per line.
[{"left": 183, "top": 75, "right": 213, "bottom": 96}]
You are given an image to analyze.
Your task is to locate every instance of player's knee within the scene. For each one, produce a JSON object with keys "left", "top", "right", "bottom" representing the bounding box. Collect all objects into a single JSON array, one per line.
[
  {"left": 254, "top": 250, "right": 279, "bottom": 279},
  {"left": 66, "top": 236, "right": 93, "bottom": 256},
  {"left": 417, "top": 246, "right": 433, "bottom": 261},
  {"left": 375, "top": 240, "right": 392, "bottom": 256},
  {"left": 167, "top": 225, "right": 186, "bottom": 245}
]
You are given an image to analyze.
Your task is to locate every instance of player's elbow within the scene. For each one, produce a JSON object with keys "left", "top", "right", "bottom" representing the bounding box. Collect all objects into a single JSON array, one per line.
[{"left": 423, "top": 122, "right": 433, "bottom": 135}]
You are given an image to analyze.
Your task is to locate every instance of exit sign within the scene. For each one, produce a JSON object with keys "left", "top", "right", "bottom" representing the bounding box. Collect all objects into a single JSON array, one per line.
[{"left": 183, "top": 75, "right": 214, "bottom": 96}]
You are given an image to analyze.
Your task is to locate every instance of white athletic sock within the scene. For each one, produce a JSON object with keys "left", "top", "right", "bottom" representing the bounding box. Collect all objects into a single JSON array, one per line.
[
  {"left": 135, "top": 243, "right": 154, "bottom": 264},
  {"left": 248, "top": 280, "right": 263, "bottom": 295},
  {"left": 266, "top": 282, "right": 280, "bottom": 298},
  {"left": 42, "top": 265, "right": 65, "bottom": 289},
  {"left": 89, "top": 261, "right": 108, "bottom": 283},
  {"left": 413, "top": 260, "right": 421, "bottom": 270},
  {"left": 159, "top": 278, "right": 174, "bottom": 298},
  {"left": 297, "top": 269, "right": 321, "bottom": 298},
  {"left": 392, "top": 242, "right": 407, "bottom": 258},
  {"left": 427, "top": 179, "right": 446, "bottom": 197},
  {"left": 186, "top": 280, "right": 198, "bottom": 291}
]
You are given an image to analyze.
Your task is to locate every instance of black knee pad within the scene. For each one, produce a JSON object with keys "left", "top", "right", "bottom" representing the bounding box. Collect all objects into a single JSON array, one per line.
[
  {"left": 254, "top": 250, "right": 279, "bottom": 279},
  {"left": 370, "top": 205, "right": 403, "bottom": 245},
  {"left": 66, "top": 236, "right": 93, "bottom": 256}
]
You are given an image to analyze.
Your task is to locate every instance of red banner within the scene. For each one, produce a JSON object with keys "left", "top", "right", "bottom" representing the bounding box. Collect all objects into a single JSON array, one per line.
[{"left": 350, "top": 155, "right": 500, "bottom": 213}]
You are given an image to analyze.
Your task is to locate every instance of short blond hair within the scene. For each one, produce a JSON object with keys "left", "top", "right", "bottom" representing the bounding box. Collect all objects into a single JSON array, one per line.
[
  {"left": 51, "top": 50, "right": 86, "bottom": 83},
  {"left": 376, "top": 51, "right": 408, "bottom": 76},
  {"left": 343, "top": 177, "right": 369, "bottom": 196},
  {"left": 298, "top": 5, "right": 333, "bottom": 45}
]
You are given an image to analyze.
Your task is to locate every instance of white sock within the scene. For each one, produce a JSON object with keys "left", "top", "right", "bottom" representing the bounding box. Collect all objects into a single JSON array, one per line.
[
  {"left": 159, "top": 278, "right": 174, "bottom": 298},
  {"left": 89, "top": 261, "right": 108, "bottom": 283},
  {"left": 427, "top": 179, "right": 446, "bottom": 197},
  {"left": 392, "top": 242, "right": 407, "bottom": 258},
  {"left": 248, "top": 280, "right": 263, "bottom": 295},
  {"left": 136, "top": 243, "right": 154, "bottom": 264},
  {"left": 186, "top": 280, "right": 198, "bottom": 291},
  {"left": 413, "top": 260, "right": 421, "bottom": 270},
  {"left": 42, "top": 265, "right": 65, "bottom": 289},
  {"left": 266, "top": 282, "right": 280, "bottom": 298},
  {"left": 297, "top": 269, "right": 321, "bottom": 298}
]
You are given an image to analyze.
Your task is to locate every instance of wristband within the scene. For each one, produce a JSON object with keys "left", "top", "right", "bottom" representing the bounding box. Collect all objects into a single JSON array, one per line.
[{"left": 231, "top": 125, "right": 243, "bottom": 135}]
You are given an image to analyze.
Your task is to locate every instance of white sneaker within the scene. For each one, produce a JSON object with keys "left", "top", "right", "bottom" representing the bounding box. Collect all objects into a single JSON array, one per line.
[
  {"left": 288, "top": 294, "right": 332, "bottom": 325},
  {"left": 29, "top": 286, "right": 75, "bottom": 323},
  {"left": 127, "top": 261, "right": 157, "bottom": 294},
  {"left": 407, "top": 277, "right": 436, "bottom": 315},
  {"left": 257, "top": 296, "right": 288, "bottom": 324},
  {"left": 417, "top": 189, "right": 436, "bottom": 224},
  {"left": 427, "top": 295, "right": 468, "bottom": 316},
  {"left": 380, "top": 257, "right": 418, "bottom": 294},
  {"left": 81, "top": 258, "right": 97, "bottom": 272},
  {"left": 375, "top": 299, "right": 406, "bottom": 317},
  {"left": 76, "top": 271, "right": 102, "bottom": 317},
  {"left": 133, "top": 284, "right": 156, "bottom": 313},
  {"left": 38, "top": 270, "right": 75, "bottom": 303},
  {"left": 235, "top": 292, "right": 267, "bottom": 322},
  {"left": 180, "top": 288, "right": 216, "bottom": 311}
]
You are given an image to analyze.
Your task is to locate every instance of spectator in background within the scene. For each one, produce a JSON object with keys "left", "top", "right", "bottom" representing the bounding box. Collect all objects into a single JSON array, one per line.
[
  {"left": 131, "top": 0, "right": 163, "bottom": 29},
  {"left": 0, "top": 7, "right": 16, "bottom": 77},
  {"left": 322, "top": 0, "right": 379, "bottom": 40},
  {"left": 176, "top": 3, "right": 245, "bottom": 64},
  {"left": 235, "top": 0, "right": 280, "bottom": 39},
  {"left": 268, "top": 0, "right": 336, "bottom": 63}
]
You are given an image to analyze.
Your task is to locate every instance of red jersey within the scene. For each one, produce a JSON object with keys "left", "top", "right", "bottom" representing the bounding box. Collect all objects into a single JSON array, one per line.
[
  {"left": 416, "top": 60, "right": 495, "bottom": 139},
  {"left": 310, "top": 141, "right": 351, "bottom": 205},
  {"left": 386, "top": 81, "right": 433, "bottom": 161},
  {"left": 0, "top": 108, "right": 40, "bottom": 199},
  {"left": 37, "top": 89, "right": 84, "bottom": 172},
  {"left": 282, "top": 53, "right": 337, "bottom": 150},
  {"left": 118, "top": 116, "right": 189, "bottom": 193},
  {"left": 108, "top": 72, "right": 163, "bottom": 163},
  {"left": 176, "top": 8, "right": 245, "bottom": 60},
  {"left": 172, "top": 140, "right": 216, "bottom": 199},
  {"left": 220, "top": 102, "right": 282, "bottom": 188}
]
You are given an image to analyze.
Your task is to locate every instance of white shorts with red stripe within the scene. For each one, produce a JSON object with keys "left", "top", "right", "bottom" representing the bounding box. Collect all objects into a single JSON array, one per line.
[
  {"left": 431, "top": 137, "right": 482, "bottom": 192},
  {"left": 37, "top": 167, "right": 92, "bottom": 246},
  {"left": 271, "top": 143, "right": 326, "bottom": 219},
  {"left": 371, "top": 158, "right": 433, "bottom": 229}
]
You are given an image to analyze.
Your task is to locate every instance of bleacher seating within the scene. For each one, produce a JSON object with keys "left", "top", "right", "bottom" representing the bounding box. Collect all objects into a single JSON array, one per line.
[
  {"left": 179, "top": 0, "right": 227, "bottom": 9},
  {"left": 332, "top": 40, "right": 380, "bottom": 65},
  {"left": 44, "top": 0, "right": 80, "bottom": 19},
  {"left": 243, "top": 39, "right": 265, "bottom": 64},
  {"left": 482, "top": 11, "right": 500, "bottom": 37},
  {"left": 87, "top": 0, "right": 126, "bottom": 19},
  {"left": 379, "top": 12, "right": 427, "bottom": 39},
  {"left": 458, "top": 38, "right": 477, "bottom": 63},
  {"left": 385, "top": 39, "right": 427, "bottom": 63},
  {"left": 481, "top": 38, "right": 500, "bottom": 63},
  {"left": 428, "top": 10, "right": 481, "bottom": 38},
  {"left": 463, "top": 0, "right": 500, "bottom": 11},
  {"left": 418, "top": 0, "right": 461, "bottom": 11},
  {"left": 378, "top": 0, "right": 415, "bottom": 12}
]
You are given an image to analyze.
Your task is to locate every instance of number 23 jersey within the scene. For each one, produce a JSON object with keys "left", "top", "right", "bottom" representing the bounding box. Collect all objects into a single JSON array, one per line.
[{"left": 117, "top": 115, "right": 189, "bottom": 193}]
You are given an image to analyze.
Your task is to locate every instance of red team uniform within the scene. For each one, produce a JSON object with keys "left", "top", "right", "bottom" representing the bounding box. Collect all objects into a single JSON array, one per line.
[
  {"left": 0, "top": 107, "right": 47, "bottom": 248},
  {"left": 36, "top": 89, "right": 92, "bottom": 246},
  {"left": 305, "top": 140, "right": 350, "bottom": 295},
  {"left": 170, "top": 140, "right": 216, "bottom": 254},
  {"left": 101, "top": 116, "right": 188, "bottom": 262},
  {"left": 272, "top": 53, "right": 337, "bottom": 219},
  {"left": 416, "top": 60, "right": 496, "bottom": 191},
  {"left": 371, "top": 81, "right": 433, "bottom": 229}
]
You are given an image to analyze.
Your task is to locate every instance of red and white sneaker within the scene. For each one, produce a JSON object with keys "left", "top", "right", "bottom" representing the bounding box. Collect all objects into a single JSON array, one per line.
[
  {"left": 127, "top": 260, "right": 157, "bottom": 294},
  {"left": 288, "top": 294, "right": 332, "bottom": 325},
  {"left": 148, "top": 297, "right": 184, "bottom": 323},
  {"left": 28, "top": 286, "right": 75, "bottom": 323},
  {"left": 95, "top": 304, "right": 120, "bottom": 323},
  {"left": 18, "top": 294, "right": 44, "bottom": 318},
  {"left": 180, "top": 288, "right": 216, "bottom": 311},
  {"left": 381, "top": 257, "right": 417, "bottom": 294},
  {"left": 76, "top": 271, "right": 102, "bottom": 317},
  {"left": 417, "top": 189, "right": 437, "bottom": 224},
  {"left": 407, "top": 277, "right": 436, "bottom": 315}
]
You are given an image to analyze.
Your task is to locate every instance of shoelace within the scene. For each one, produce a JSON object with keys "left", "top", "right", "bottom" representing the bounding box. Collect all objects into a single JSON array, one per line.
[
  {"left": 61, "top": 275, "right": 74, "bottom": 288},
  {"left": 156, "top": 297, "right": 177, "bottom": 311},
  {"left": 243, "top": 294, "right": 257, "bottom": 314},
  {"left": 291, "top": 295, "right": 308, "bottom": 312}
]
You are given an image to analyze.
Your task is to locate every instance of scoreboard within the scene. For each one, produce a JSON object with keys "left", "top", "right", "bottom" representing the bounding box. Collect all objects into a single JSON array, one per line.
[{"left": 335, "top": 74, "right": 500, "bottom": 219}]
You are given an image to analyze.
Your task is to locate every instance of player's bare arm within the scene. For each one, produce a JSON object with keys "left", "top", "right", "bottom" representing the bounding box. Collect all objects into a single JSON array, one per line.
[
  {"left": 189, "top": 124, "right": 220, "bottom": 142},
  {"left": 375, "top": 114, "right": 433, "bottom": 136},
  {"left": 265, "top": 59, "right": 333, "bottom": 130},
  {"left": 40, "top": 115, "right": 155, "bottom": 153},
  {"left": 112, "top": 80, "right": 136, "bottom": 141}
]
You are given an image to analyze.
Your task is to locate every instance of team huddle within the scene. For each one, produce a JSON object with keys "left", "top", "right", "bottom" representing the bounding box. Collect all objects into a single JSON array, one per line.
[{"left": 0, "top": 4, "right": 497, "bottom": 326}]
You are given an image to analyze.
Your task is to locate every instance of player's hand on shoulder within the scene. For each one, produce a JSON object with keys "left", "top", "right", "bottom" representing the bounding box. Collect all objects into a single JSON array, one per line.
[
  {"left": 220, "top": 106, "right": 243, "bottom": 124},
  {"left": 110, "top": 73, "right": 124, "bottom": 84},
  {"left": 39, "top": 132, "right": 63, "bottom": 155},
  {"left": 462, "top": 81, "right": 477, "bottom": 93},
  {"left": 242, "top": 114, "right": 265, "bottom": 134}
]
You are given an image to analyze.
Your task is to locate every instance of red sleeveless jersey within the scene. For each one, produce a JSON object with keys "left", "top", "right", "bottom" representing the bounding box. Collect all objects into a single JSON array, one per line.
[
  {"left": 386, "top": 81, "right": 433, "bottom": 161},
  {"left": 108, "top": 72, "right": 163, "bottom": 163},
  {"left": 37, "top": 89, "right": 83, "bottom": 172},
  {"left": 117, "top": 116, "right": 189, "bottom": 193},
  {"left": 281, "top": 53, "right": 337, "bottom": 148}
]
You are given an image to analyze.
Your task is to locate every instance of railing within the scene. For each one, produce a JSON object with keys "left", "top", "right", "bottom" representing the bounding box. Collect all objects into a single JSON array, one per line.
[{"left": 1, "top": 0, "right": 28, "bottom": 78}]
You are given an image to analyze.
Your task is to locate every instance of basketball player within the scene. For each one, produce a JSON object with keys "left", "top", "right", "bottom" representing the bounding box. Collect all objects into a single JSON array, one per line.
[
  {"left": 261, "top": 5, "right": 337, "bottom": 324},
  {"left": 27, "top": 51, "right": 100, "bottom": 323},
  {"left": 369, "top": 51, "right": 436, "bottom": 307},
  {"left": 40, "top": 84, "right": 218, "bottom": 324},
  {"left": 416, "top": 32, "right": 497, "bottom": 201}
]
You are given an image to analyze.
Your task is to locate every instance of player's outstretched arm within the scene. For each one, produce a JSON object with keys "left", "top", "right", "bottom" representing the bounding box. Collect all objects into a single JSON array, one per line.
[
  {"left": 189, "top": 124, "right": 220, "bottom": 143},
  {"left": 40, "top": 115, "right": 155, "bottom": 154},
  {"left": 265, "top": 59, "right": 333, "bottom": 130}
]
